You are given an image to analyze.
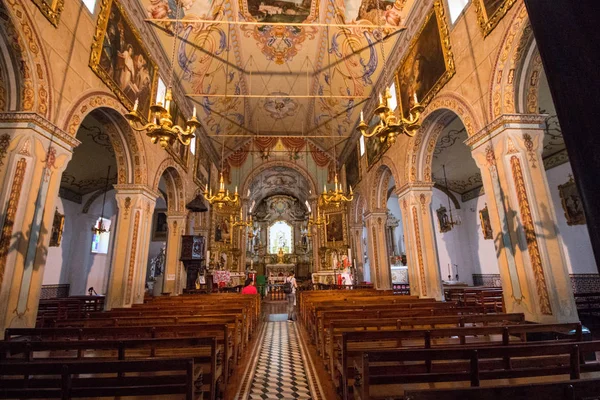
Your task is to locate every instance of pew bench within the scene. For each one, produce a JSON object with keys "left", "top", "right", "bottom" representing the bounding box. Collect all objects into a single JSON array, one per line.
[{"left": 0, "top": 358, "right": 195, "bottom": 399}]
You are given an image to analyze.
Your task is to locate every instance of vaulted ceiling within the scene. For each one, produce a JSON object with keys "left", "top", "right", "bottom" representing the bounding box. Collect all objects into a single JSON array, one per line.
[{"left": 140, "top": 0, "right": 417, "bottom": 157}]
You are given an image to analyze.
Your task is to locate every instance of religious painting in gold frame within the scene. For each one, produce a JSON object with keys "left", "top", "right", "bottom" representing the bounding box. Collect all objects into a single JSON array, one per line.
[
  {"left": 479, "top": 204, "right": 493, "bottom": 240},
  {"left": 395, "top": 1, "right": 455, "bottom": 120},
  {"left": 31, "top": 0, "right": 65, "bottom": 27},
  {"left": 89, "top": 0, "right": 158, "bottom": 120},
  {"left": 474, "top": 0, "right": 518, "bottom": 37},
  {"left": 325, "top": 212, "right": 347, "bottom": 245},
  {"left": 49, "top": 208, "right": 65, "bottom": 247},
  {"left": 558, "top": 176, "right": 586, "bottom": 226}
]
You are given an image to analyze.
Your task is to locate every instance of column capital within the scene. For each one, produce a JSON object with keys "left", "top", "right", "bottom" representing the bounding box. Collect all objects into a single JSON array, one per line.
[
  {"left": 114, "top": 184, "right": 160, "bottom": 200},
  {"left": 364, "top": 209, "right": 387, "bottom": 220},
  {"left": 0, "top": 111, "right": 81, "bottom": 151},
  {"left": 466, "top": 113, "right": 548, "bottom": 150},
  {"left": 396, "top": 182, "right": 434, "bottom": 197}
]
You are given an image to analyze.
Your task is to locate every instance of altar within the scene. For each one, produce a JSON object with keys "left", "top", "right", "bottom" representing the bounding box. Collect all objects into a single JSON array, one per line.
[
  {"left": 209, "top": 270, "right": 246, "bottom": 288},
  {"left": 312, "top": 270, "right": 354, "bottom": 286},
  {"left": 266, "top": 263, "right": 295, "bottom": 283}
]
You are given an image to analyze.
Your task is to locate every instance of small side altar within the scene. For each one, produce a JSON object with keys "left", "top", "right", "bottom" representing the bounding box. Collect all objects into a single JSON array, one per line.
[
  {"left": 266, "top": 263, "right": 295, "bottom": 283},
  {"left": 209, "top": 270, "right": 246, "bottom": 288},
  {"left": 312, "top": 270, "right": 354, "bottom": 286}
]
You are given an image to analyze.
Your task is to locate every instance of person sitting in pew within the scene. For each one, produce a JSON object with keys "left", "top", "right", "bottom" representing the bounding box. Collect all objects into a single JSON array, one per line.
[{"left": 241, "top": 278, "right": 258, "bottom": 295}]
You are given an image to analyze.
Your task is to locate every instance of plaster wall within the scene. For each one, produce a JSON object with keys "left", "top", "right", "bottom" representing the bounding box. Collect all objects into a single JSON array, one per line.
[{"left": 43, "top": 190, "right": 117, "bottom": 295}]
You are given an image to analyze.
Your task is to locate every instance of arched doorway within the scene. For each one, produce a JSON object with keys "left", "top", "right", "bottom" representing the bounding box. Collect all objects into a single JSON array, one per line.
[{"left": 42, "top": 107, "right": 131, "bottom": 297}]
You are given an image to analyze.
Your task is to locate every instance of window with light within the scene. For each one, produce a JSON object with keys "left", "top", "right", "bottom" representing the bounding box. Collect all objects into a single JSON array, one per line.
[
  {"left": 82, "top": 0, "right": 97, "bottom": 13},
  {"left": 447, "top": 0, "right": 469, "bottom": 23}
]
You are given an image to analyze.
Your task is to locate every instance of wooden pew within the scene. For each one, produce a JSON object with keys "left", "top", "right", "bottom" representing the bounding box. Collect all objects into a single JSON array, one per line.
[
  {"left": 337, "top": 322, "right": 581, "bottom": 399},
  {"left": 0, "top": 337, "right": 219, "bottom": 400},
  {"left": 5, "top": 323, "right": 235, "bottom": 384},
  {"left": 404, "top": 377, "right": 600, "bottom": 400},
  {"left": 352, "top": 339, "right": 600, "bottom": 400},
  {"left": 0, "top": 358, "right": 194, "bottom": 399}
]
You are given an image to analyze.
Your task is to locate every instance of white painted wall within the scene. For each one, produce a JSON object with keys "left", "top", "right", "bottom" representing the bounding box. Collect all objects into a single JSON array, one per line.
[
  {"left": 387, "top": 194, "right": 406, "bottom": 256},
  {"left": 546, "top": 163, "right": 596, "bottom": 274},
  {"left": 429, "top": 162, "right": 597, "bottom": 286},
  {"left": 43, "top": 190, "right": 117, "bottom": 295},
  {"left": 146, "top": 196, "right": 167, "bottom": 281},
  {"left": 431, "top": 188, "right": 500, "bottom": 286}
]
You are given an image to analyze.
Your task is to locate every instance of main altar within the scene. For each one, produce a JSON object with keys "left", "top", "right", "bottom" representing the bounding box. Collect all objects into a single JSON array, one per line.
[{"left": 266, "top": 263, "right": 295, "bottom": 283}]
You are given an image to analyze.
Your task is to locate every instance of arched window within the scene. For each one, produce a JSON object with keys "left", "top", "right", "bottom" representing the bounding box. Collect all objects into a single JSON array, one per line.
[
  {"left": 268, "top": 221, "right": 293, "bottom": 254},
  {"left": 447, "top": 0, "right": 469, "bottom": 23}
]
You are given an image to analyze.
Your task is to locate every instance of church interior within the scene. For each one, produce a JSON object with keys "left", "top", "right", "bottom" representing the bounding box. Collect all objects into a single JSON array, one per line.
[{"left": 1, "top": 0, "right": 600, "bottom": 398}]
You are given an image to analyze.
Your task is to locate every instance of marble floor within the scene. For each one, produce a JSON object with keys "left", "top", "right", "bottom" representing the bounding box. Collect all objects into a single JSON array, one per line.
[{"left": 232, "top": 302, "right": 333, "bottom": 400}]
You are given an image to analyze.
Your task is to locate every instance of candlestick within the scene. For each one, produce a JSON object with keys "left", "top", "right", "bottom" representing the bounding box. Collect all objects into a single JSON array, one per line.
[
  {"left": 207, "top": 250, "right": 210, "bottom": 262},
  {"left": 413, "top": 92, "right": 418, "bottom": 104},
  {"left": 133, "top": 99, "right": 139, "bottom": 111},
  {"left": 192, "top": 106, "right": 197, "bottom": 118},
  {"left": 348, "top": 248, "right": 352, "bottom": 261},
  {"left": 360, "top": 111, "right": 364, "bottom": 122}
]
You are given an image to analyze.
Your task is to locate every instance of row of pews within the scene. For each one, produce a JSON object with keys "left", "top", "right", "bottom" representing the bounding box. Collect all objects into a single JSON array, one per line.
[
  {"left": 299, "top": 289, "right": 600, "bottom": 400},
  {"left": 1, "top": 293, "right": 260, "bottom": 399}
]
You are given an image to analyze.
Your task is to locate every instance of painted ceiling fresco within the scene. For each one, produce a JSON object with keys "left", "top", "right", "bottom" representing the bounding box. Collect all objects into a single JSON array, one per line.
[{"left": 141, "top": 0, "right": 415, "bottom": 156}]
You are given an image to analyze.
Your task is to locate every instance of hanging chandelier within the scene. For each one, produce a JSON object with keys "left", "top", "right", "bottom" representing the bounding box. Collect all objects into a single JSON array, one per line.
[
  {"left": 442, "top": 164, "right": 461, "bottom": 228},
  {"left": 92, "top": 165, "right": 111, "bottom": 235},
  {"left": 124, "top": 2, "right": 199, "bottom": 149},
  {"left": 124, "top": 89, "right": 200, "bottom": 149},
  {"left": 321, "top": 173, "right": 353, "bottom": 207},
  {"left": 357, "top": 88, "right": 424, "bottom": 144},
  {"left": 307, "top": 209, "right": 329, "bottom": 231},
  {"left": 203, "top": 173, "right": 239, "bottom": 209}
]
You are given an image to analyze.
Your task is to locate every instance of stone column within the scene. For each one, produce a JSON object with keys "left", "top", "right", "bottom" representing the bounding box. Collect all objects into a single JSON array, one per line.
[
  {"left": 350, "top": 224, "right": 365, "bottom": 282},
  {"left": 364, "top": 210, "right": 392, "bottom": 290},
  {"left": 397, "top": 184, "right": 444, "bottom": 300},
  {"left": 162, "top": 212, "right": 187, "bottom": 295},
  {"left": 468, "top": 114, "right": 578, "bottom": 323},
  {"left": 105, "top": 185, "right": 157, "bottom": 309},
  {"left": 0, "top": 114, "right": 79, "bottom": 334}
]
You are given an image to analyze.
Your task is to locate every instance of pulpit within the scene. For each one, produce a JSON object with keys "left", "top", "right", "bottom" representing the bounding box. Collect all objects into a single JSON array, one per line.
[{"left": 180, "top": 235, "right": 206, "bottom": 290}]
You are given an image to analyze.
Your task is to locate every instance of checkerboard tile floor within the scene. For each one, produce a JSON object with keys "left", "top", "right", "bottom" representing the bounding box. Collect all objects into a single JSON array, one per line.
[{"left": 247, "top": 321, "right": 313, "bottom": 399}]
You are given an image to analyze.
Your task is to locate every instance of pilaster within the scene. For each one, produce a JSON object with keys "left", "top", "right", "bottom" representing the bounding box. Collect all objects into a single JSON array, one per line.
[
  {"left": 350, "top": 224, "right": 365, "bottom": 282},
  {"left": 364, "top": 210, "right": 391, "bottom": 290},
  {"left": 163, "top": 212, "right": 187, "bottom": 295},
  {"left": 397, "top": 183, "right": 443, "bottom": 300},
  {"left": 105, "top": 185, "right": 158, "bottom": 309},
  {"left": 468, "top": 114, "right": 578, "bottom": 323},
  {"left": 0, "top": 113, "right": 78, "bottom": 334}
]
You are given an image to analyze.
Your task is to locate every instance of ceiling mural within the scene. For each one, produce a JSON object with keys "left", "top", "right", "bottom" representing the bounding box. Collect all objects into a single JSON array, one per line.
[
  {"left": 141, "top": 0, "right": 417, "bottom": 157},
  {"left": 247, "top": 165, "right": 311, "bottom": 205}
]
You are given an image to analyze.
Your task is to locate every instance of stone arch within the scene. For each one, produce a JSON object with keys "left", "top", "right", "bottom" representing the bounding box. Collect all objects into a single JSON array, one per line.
[
  {"left": 368, "top": 159, "right": 399, "bottom": 211},
  {"left": 489, "top": 2, "right": 535, "bottom": 119},
  {"left": 351, "top": 192, "right": 367, "bottom": 225},
  {"left": 0, "top": 0, "right": 53, "bottom": 117},
  {"left": 405, "top": 92, "right": 482, "bottom": 183},
  {"left": 240, "top": 159, "right": 318, "bottom": 200},
  {"left": 153, "top": 159, "right": 187, "bottom": 213},
  {"left": 62, "top": 91, "right": 147, "bottom": 185}
]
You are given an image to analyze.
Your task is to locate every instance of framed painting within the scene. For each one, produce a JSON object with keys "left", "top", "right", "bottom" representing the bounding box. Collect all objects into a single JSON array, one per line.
[
  {"left": 436, "top": 205, "right": 452, "bottom": 233},
  {"left": 325, "top": 212, "right": 346, "bottom": 244},
  {"left": 395, "top": 1, "right": 455, "bottom": 120},
  {"left": 479, "top": 204, "right": 493, "bottom": 239},
  {"left": 213, "top": 213, "right": 231, "bottom": 243},
  {"left": 31, "top": 0, "right": 65, "bottom": 26},
  {"left": 474, "top": 0, "right": 517, "bottom": 37},
  {"left": 49, "top": 208, "right": 65, "bottom": 247},
  {"left": 89, "top": 0, "right": 158, "bottom": 119},
  {"left": 152, "top": 209, "right": 168, "bottom": 241},
  {"left": 558, "top": 176, "right": 586, "bottom": 226}
]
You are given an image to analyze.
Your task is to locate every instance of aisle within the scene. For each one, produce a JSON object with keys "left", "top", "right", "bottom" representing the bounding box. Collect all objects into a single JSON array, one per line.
[{"left": 237, "top": 313, "right": 322, "bottom": 399}]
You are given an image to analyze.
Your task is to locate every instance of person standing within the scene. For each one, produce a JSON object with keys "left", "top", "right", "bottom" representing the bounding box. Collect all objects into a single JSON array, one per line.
[{"left": 285, "top": 272, "right": 297, "bottom": 322}]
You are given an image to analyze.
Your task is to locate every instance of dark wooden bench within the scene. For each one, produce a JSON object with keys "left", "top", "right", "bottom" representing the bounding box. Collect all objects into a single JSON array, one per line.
[
  {"left": 404, "top": 377, "right": 600, "bottom": 400},
  {"left": 0, "top": 336, "right": 218, "bottom": 400},
  {"left": 352, "top": 340, "right": 600, "bottom": 400},
  {"left": 337, "top": 322, "right": 582, "bottom": 399},
  {"left": 0, "top": 358, "right": 194, "bottom": 399}
]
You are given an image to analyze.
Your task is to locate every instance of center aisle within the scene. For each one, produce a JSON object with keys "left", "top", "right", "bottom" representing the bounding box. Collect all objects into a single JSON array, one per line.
[{"left": 236, "top": 312, "right": 325, "bottom": 400}]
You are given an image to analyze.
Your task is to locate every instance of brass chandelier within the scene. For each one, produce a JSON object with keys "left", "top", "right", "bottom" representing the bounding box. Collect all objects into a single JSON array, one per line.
[
  {"left": 357, "top": 88, "right": 424, "bottom": 143},
  {"left": 321, "top": 172, "right": 353, "bottom": 207},
  {"left": 124, "top": 1, "right": 199, "bottom": 149},
  {"left": 203, "top": 173, "right": 239, "bottom": 209}
]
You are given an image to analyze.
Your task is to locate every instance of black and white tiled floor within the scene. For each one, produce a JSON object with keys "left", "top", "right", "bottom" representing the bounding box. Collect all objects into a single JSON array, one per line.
[{"left": 245, "top": 319, "right": 314, "bottom": 399}]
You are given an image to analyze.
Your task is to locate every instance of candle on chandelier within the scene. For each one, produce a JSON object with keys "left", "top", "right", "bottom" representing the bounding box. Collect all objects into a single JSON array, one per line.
[
  {"left": 360, "top": 111, "right": 364, "bottom": 122},
  {"left": 133, "top": 99, "right": 139, "bottom": 111},
  {"left": 192, "top": 106, "right": 197, "bottom": 118},
  {"left": 379, "top": 93, "right": 383, "bottom": 104},
  {"left": 413, "top": 92, "right": 418, "bottom": 104}
]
